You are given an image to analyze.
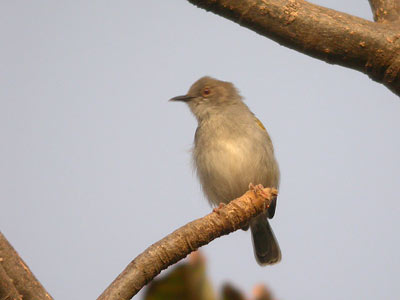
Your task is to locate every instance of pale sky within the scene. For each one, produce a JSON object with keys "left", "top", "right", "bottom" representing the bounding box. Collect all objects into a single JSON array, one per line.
[{"left": 1, "top": 1, "right": 399, "bottom": 299}]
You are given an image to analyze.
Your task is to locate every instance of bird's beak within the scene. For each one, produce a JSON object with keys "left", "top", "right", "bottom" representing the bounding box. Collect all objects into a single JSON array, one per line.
[{"left": 169, "top": 95, "right": 195, "bottom": 102}]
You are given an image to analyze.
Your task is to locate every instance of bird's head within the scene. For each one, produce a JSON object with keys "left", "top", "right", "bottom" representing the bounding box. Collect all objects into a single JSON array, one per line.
[{"left": 170, "top": 76, "right": 242, "bottom": 121}]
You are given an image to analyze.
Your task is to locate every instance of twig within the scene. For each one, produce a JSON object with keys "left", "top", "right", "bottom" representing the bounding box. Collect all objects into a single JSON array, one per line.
[
  {"left": 0, "top": 232, "right": 53, "bottom": 300},
  {"left": 97, "top": 186, "right": 278, "bottom": 300}
]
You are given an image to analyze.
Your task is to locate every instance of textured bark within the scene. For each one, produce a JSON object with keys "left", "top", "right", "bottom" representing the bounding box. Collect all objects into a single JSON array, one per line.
[
  {"left": 97, "top": 186, "right": 278, "bottom": 300},
  {"left": 0, "top": 264, "right": 22, "bottom": 300},
  {"left": 0, "top": 232, "right": 53, "bottom": 300},
  {"left": 369, "top": 0, "right": 400, "bottom": 23},
  {"left": 186, "top": 0, "right": 400, "bottom": 96}
]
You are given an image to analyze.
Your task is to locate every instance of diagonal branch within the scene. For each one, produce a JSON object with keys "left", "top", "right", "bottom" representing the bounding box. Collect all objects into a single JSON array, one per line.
[
  {"left": 186, "top": 0, "right": 400, "bottom": 96},
  {"left": 369, "top": 0, "right": 400, "bottom": 23},
  {"left": 97, "top": 186, "right": 278, "bottom": 300},
  {"left": 0, "top": 232, "right": 53, "bottom": 300},
  {"left": 0, "top": 263, "right": 22, "bottom": 300}
]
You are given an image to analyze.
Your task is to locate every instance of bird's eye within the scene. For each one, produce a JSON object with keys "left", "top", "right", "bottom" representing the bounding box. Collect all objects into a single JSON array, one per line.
[{"left": 202, "top": 87, "right": 211, "bottom": 97}]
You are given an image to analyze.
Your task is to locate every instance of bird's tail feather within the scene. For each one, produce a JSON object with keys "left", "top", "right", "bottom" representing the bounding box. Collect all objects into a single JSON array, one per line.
[{"left": 250, "top": 213, "right": 281, "bottom": 265}]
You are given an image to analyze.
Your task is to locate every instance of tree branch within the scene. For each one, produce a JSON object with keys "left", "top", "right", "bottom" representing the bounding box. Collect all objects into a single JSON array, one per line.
[
  {"left": 0, "top": 263, "right": 22, "bottom": 300},
  {"left": 97, "top": 186, "right": 278, "bottom": 300},
  {"left": 186, "top": 0, "right": 400, "bottom": 96},
  {"left": 369, "top": 0, "right": 400, "bottom": 23},
  {"left": 0, "top": 232, "right": 53, "bottom": 300}
]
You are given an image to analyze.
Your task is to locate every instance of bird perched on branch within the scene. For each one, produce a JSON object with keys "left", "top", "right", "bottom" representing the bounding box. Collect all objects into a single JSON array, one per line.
[{"left": 170, "top": 76, "right": 281, "bottom": 265}]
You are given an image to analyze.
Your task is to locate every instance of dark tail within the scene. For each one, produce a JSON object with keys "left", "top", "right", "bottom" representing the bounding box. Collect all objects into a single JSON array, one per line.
[{"left": 250, "top": 213, "right": 281, "bottom": 265}]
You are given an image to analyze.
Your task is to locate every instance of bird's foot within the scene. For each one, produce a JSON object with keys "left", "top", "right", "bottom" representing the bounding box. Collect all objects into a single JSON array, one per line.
[
  {"left": 249, "top": 183, "right": 271, "bottom": 210},
  {"left": 213, "top": 202, "right": 226, "bottom": 214},
  {"left": 249, "top": 183, "right": 268, "bottom": 197}
]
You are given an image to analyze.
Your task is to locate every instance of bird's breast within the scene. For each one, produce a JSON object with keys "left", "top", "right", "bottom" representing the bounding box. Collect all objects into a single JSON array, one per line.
[
  {"left": 193, "top": 120, "right": 279, "bottom": 205},
  {"left": 193, "top": 137, "right": 260, "bottom": 204},
  {"left": 195, "top": 137, "right": 251, "bottom": 173}
]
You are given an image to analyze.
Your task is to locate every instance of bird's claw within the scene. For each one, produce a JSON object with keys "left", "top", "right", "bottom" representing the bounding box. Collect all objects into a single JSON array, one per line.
[
  {"left": 249, "top": 183, "right": 271, "bottom": 210},
  {"left": 213, "top": 202, "right": 226, "bottom": 214}
]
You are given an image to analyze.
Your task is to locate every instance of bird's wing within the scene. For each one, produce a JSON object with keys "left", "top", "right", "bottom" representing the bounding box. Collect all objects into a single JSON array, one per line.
[
  {"left": 255, "top": 117, "right": 266, "bottom": 131},
  {"left": 255, "top": 116, "right": 277, "bottom": 219}
]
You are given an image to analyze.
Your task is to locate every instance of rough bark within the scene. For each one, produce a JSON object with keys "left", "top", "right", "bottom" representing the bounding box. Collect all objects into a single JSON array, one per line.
[
  {"left": 97, "top": 186, "right": 278, "bottom": 300},
  {"left": 186, "top": 0, "right": 400, "bottom": 96},
  {"left": 0, "top": 232, "right": 53, "bottom": 300},
  {"left": 0, "top": 263, "right": 22, "bottom": 300}
]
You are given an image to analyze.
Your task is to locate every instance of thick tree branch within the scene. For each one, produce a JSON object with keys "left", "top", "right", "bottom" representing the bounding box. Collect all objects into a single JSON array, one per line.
[
  {"left": 97, "top": 186, "right": 278, "bottom": 300},
  {"left": 0, "top": 232, "right": 53, "bottom": 300},
  {"left": 186, "top": 0, "right": 400, "bottom": 96},
  {"left": 0, "top": 264, "right": 22, "bottom": 300},
  {"left": 369, "top": 0, "right": 400, "bottom": 23}
]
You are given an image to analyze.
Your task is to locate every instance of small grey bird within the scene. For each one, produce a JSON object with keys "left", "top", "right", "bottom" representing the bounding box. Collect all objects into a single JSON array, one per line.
[{"left": 170, "top": 76, "right": 281, "bottom": 265}]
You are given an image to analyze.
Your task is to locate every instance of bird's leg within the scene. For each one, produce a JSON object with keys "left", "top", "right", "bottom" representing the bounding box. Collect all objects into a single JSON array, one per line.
[
  {"left": 249, "top": 183, "right": 268, "bottom": 198},
  {"left": 213, "top": 202, "right": 226, "bottom": 214},
  {"left": 249, "top": 183, "right": 271, "bottom": 211}
]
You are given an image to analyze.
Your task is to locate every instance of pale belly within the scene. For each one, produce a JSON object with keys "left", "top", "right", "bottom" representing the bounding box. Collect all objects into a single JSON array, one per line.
[{"left": 194, "top": 139, "right": 277, "bottom": 205}]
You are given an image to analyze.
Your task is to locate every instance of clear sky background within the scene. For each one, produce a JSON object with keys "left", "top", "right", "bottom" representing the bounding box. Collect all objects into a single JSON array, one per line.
[{"left": 1, "top": 1, "right": 399, "bottom": 299}]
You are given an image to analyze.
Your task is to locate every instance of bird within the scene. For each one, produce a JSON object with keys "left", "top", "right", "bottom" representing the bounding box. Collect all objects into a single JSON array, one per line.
[{"left": 170, "top": 76, "right": 281, "bottom": 265}]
